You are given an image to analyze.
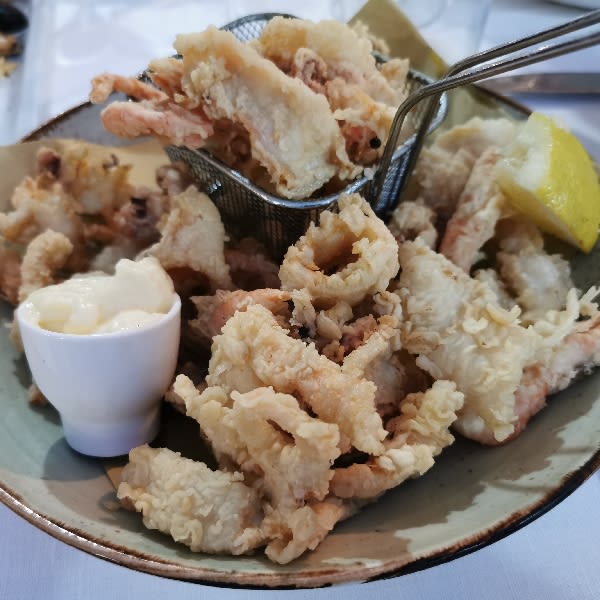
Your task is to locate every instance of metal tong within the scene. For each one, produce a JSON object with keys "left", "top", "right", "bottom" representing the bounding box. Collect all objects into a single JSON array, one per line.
[{"left": 369, "top": 9, "right": 600, "bottom": 210}]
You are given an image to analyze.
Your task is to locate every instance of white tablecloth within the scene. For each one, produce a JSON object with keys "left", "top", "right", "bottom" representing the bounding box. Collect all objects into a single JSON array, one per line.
[{"left": 1, "top": 1, "right": 600, "bottom": 598}]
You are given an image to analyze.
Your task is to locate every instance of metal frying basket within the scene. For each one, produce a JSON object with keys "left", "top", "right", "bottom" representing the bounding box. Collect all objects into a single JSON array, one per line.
[{"left": 165, "top": 13, "right": 448, "bottom": 258}]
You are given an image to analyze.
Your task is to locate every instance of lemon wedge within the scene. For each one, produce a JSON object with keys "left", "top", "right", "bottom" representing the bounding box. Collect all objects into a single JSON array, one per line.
[{"left": 495, "top": 111, "right": 600, "bottom": 252}]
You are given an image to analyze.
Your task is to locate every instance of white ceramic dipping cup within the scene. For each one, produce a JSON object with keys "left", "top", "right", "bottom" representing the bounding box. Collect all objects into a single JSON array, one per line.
[{"left": 16, "top": 294, "right": 181, "bottom": 457}]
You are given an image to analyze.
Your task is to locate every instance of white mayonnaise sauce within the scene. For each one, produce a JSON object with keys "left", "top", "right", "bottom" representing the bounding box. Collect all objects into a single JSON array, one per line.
[{"left": 20, "top": 257, "right": 175, "bottom": 334}]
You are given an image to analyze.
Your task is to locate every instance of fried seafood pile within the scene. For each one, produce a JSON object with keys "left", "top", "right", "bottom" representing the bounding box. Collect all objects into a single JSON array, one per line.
[
  {"left": 0, "top": 143, "right": 186, "bottom": 307},
  {"left": 118, "top": 194, "right": 466, "bottom": 564},
  {"left": 4, "top": 114, "right": 600, "bottom": 564},
  {"left": 88, "top": 17, "right": 410, "bottom": 199},
  {"left": 118, "top": 182, "right": 600, "bottom": 563}
]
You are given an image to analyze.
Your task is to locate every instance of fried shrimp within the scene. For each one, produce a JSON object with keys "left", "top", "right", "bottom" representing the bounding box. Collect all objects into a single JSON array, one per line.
[
  {"left": 415, "top": 117, "right": 517, "bottom": 217},
  {"left": 438, "top": 147, "right": 510, "bottom": 272},
  {"left": 397, "top": 238, "right": 600, "bottom": 445},
  {"left": 279, "top": 194, "right": 399, "bottom": 307},
  {"left": 455, "top": 290, "right": 600, "bottom": 445},
  {"left": 90, "top": 73, "right": 169, "bottom": 104},
  {"left": 397, "top": 239, "right": 540, "bottom": 443},
  {"left": 483, "top": 289, "right": 600, "bottom": 444},
  {"left": 206, "top": 304, "right": 387, "bottom": 455},
  {"left": 495, "top": 218, "right": 574, "bottom": 321},
  {"left": 99, "top": 100, "right": 215, "bottom": 149}
]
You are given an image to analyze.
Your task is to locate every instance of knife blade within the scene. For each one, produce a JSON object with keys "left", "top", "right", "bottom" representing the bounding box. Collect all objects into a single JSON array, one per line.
[{"left": 478, "top": 72, "right": 600, "bottom": 95}]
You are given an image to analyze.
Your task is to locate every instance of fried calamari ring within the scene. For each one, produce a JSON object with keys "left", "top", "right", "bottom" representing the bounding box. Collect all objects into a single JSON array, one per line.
[{"left": 279, "top": 194, "right": 399, "bottom": 307}]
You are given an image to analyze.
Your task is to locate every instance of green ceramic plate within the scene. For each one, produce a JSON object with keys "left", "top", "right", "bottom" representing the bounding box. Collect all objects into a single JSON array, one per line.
[{"left": 1, "top": 100, "right": 599, "bottom": 589}]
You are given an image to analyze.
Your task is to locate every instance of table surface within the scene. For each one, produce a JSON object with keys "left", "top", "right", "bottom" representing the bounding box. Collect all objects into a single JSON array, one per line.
[{"left": 1, "top": 1, "right": 600, "bottom": 599}]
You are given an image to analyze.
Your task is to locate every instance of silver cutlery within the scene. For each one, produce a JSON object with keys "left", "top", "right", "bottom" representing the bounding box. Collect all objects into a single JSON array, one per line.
[{"left": 479, "top": 72, "right": 600, "bottom": 95}]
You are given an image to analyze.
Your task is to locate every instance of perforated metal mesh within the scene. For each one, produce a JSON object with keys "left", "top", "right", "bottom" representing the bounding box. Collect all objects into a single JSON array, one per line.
[{"left": 166, "top": 13, "right": 447, "bottom": 258}]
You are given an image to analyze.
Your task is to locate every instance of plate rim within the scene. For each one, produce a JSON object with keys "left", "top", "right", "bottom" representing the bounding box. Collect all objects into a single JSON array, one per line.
[{"left": 2, "top": 447, "right": 599, "bottom": 588}]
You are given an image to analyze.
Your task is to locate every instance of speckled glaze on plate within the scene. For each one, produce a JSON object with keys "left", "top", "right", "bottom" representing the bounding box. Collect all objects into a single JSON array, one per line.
[{"left": 1, "top": 99, "right": 600, "bottom": 589}]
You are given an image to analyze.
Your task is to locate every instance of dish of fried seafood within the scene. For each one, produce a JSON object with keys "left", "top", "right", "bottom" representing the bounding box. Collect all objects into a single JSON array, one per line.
[
  {"left": 1, "top": 96, "right": 600, "bottom": 586},
  {"left": 2, "top": 103, "right": 600, "bottom": 573},
  {"left": 89, "top": 17, "right": 411, "bottom": 200}
]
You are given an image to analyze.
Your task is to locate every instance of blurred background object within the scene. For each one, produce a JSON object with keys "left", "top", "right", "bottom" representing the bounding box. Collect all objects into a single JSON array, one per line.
[
  {"left": 1, "top": 0, "right": 599, "bottom": 148},
  {"left": 546, "top": 0, "right": 600, "bottom": 8},
  {"left": 333, "top": 0, "right": 493, "bottom": 63},
  {"left": 403, "top": 0, "right": 493, "bottom": 64},
  {"left": 0, "top": 1, "right": 28, "bottom": 34}
]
